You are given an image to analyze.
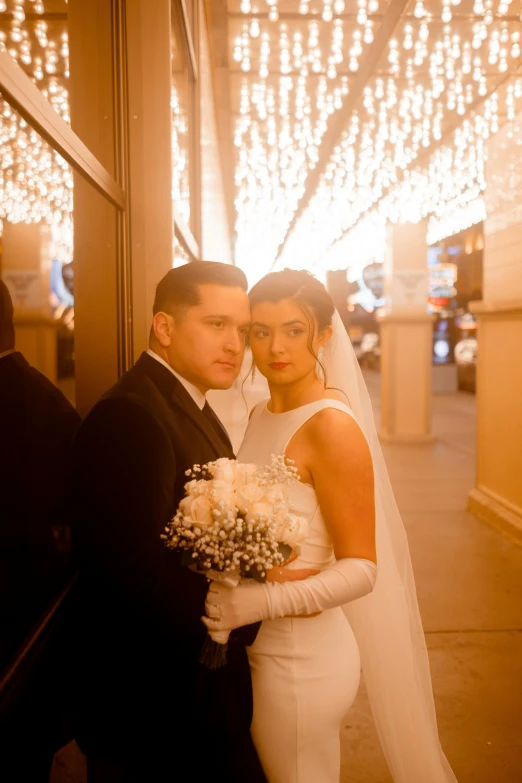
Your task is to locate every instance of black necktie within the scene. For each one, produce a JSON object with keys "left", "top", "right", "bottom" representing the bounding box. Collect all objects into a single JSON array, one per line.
[{"left": 202, "top": 402, "right": 232, "bottom": 450}]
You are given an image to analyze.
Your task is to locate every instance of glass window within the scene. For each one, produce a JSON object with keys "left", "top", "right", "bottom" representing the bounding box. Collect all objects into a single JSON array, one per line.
[
  {"left": 0, "top": 0, "right": 69, "bottom": 123},
  {"left": 0, "top": 89, "right": 80, "bottom": 667},
  {"left": 171, "top": 0, "right": 196, "bottom": 235},
  {"left": 173, "top": 232, "right": 192, "bottom": 267},
  {"left": 182, "top": 0, "right": 196, "bottom": 40}
]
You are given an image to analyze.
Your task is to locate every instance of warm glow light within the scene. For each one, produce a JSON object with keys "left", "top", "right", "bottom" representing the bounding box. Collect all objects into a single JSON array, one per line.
[
  {"left": 171, "top": 86, "right": 190, "bottom": 226},
  {"left": 0, "top": 2, "right": 72, "bottom": 255},
  {"left": 232, "top": 0, "right": 522, "bottom": 282},
  {"left": 427, "top": 198, "right": 486, "bottom": 244},
  {"left": 233, "top": 2, "right": 381, "bottom": 277},
  {"left": 0, "top": 1, "right": 190, "bottom": 262}
]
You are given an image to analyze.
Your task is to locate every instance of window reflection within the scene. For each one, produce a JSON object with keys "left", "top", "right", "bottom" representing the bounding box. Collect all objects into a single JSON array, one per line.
[
  {"left": 0, "top": 99, "right": 73, "bottom": 228},
  {"left": 171, "top": 2, "right": 194, "bottom": 230},
  {"left": 173, "top": 233, "right": 192, "bottom": 267},
  {"left": 171, "top": 84, "right": 191, "bottom": 226},
  {"left": 0, "top": 0, "right": 69, "bottom": 120},
  {"left": 0, "top": 98, "right": 77, "bottom": 673},
  {"left": 0, "top": 1, "right": 74, "bottom": 399}
]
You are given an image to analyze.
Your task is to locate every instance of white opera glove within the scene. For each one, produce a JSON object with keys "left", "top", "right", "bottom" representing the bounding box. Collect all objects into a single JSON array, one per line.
[
  {"left": 203, "top": 579, "right": 270, "bottom": 634},
  {"left": 202, "top": 558, "right": 377, "bottom": 634}
]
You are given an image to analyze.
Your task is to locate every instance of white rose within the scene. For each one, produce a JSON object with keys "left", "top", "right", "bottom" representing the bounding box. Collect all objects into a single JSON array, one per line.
[
  {"left": 233, "top": 463, "right": 259, "bottom": 490},
  {"left": 207, "top": 457, "right": 238, "bottom": 483},
  {"left": 265, "top": 482, "right": 287, "bottom": 504},
  {"left": 270, "top": 507, "right": 290, "bottom": 540},
  {"left": 245, "top": 500, "right": 274, "bottom": 522},
  {"left": 211, "top": 479, "right": 235, "bottom": 507},
  {"left": 273, "top": 513, "right": 308, "bottom": 548},
  {"left": 178, "top": 495, "right": 214, "bottom": 528},
  {"left": 184, "top": 479, "right": 208, "bottom": 496},
  {"left": 234, "top": 483, "right": 267, "bottom": 514}
]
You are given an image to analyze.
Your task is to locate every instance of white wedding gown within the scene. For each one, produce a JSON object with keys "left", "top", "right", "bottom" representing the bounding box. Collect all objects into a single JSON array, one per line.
[{"left": 238, "top": 397, "right": 362, "bottom": 783}]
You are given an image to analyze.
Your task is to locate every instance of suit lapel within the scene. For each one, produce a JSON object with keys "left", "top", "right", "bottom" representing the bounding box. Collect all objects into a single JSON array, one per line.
[
  {"left": 170, "top": 383, "right": 235, "bottom": 459},
  {"left": 136, "top": 352, "right": 234, "bottom": 459}
]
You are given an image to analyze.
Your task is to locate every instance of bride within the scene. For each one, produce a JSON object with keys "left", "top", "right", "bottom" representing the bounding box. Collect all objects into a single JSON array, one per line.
[{"left": 203, "top": 269, "right": 458, "bottom": 783}]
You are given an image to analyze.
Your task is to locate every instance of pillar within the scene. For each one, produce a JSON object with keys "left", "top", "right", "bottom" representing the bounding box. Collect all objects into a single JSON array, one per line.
[
  {"left": 378, "top": 219, "right": 434, "bottom": 443},
  {"left": 1, "top": 222, "right": 59, "bottom": 384},
  {"left": 125, "top": 0, "right": 174, "bottom": 358},
  {"left": 467, "top": 116, "right": 522, "bottom": 543},
  {"left": 199, "top": 0, "right": 233, "bottom": 263},
  {"left": 69, "top": 0, "right": 175, "bottom": 414},
  {"left": 69, "top": 0, "right": 120, "bottom": 416}
]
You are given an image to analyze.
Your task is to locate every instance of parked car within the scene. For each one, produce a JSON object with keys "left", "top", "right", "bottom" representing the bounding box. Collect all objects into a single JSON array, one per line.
[{"left": 454, "top": 337, "right": 477, "bottom": 392}]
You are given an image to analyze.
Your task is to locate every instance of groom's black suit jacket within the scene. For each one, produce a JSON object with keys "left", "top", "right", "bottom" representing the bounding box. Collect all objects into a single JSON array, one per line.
[{"left": 69, "top": 352, "right": 265, "bottom": 780}]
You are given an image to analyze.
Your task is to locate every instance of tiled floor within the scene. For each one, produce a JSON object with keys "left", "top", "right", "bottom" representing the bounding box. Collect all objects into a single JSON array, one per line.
[{"left": 52, "top": 369, "right": 522, "bottom": 782}]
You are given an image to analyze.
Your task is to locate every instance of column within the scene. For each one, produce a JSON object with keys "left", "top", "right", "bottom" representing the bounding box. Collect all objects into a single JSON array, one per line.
[
  {"left": 199, "top": 0, "right": 233, "bottom": 263},
  {"left": 69, "top": 0, "right": 120, "bottom": 416},
  {"left": 467, "top": 115, "right": 522, "bottom": 543},
  {"left": 1, "top": 222, "right": 58, "bottom": 383},
  {"left": 378, "top": 218, "right": 434, "bottom": 443},
  {"left": 125, "top": 0, "right": 174, "bottom": 358},
  {"left": 69, "top": 0, "right": 175, "bottom": 414}
]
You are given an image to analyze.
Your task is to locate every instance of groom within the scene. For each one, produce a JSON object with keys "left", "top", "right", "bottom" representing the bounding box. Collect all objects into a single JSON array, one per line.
[{"left": 69, "top": 262, "right": 266, "bottom": 782}]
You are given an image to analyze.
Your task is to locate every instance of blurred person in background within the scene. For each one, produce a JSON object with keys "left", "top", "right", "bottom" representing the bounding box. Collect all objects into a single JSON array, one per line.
[{"left": 0, "top": 278, "right": 81, "bottom": 782}]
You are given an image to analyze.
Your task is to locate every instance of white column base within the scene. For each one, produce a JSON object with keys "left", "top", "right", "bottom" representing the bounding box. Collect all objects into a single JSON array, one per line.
[{"left": 468, "top": 486, "right": 522, "bottom": 547}]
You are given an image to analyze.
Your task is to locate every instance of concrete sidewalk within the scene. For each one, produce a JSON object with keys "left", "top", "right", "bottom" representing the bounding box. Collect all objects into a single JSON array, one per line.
[
  {"left": 337, "top": 372, "right": 522, "bottom": 782},
  {"left": 52, "top": 371, "right": 522, "bottom": 782}
]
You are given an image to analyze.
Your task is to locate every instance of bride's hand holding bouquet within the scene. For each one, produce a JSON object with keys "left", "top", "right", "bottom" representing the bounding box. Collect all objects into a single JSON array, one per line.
[{"left": 161, "top": 455, "right": 310, "bottom": 668}]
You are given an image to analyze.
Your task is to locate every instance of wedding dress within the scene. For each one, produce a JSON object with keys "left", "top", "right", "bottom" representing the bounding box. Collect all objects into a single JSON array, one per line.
[
  {"left": 238, "top": 397, "right": 362, "bottom": 783},
  {"left": 234, "top": 311, "right": 458, "bottom": 783}
]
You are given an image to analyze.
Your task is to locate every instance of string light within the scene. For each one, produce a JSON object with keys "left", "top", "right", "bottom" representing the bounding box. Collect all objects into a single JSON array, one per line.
[
  {"left": 232, "top": 0, "right": 522, "bottom": 280},
  {"left": 1, "top": 1, "right": 521, "bottom": 279},
  {"left": 0, "top": 1, "right": 188, "bottom": 262},
  {"left": 0, "top": 2, "right": 72, "bottom": 255},
  {"left": 233, "top": 2, "right": 382, "bottom": 272},
  {"left": 171, "top": 86, "right": 190, "bottom": 226}
]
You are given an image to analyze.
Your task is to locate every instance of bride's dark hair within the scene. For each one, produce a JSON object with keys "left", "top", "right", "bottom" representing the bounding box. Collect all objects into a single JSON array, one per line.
[{"left": 248, "top": 269, "right": 336, "bottom": 383}]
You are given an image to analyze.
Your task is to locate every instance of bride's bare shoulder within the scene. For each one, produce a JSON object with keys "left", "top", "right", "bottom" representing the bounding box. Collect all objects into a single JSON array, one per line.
[{"left": 302, "top": 402, "right": 364, "bottom": 445}]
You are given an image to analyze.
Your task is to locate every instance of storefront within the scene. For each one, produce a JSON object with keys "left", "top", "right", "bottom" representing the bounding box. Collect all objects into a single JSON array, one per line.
[
  {"left": 0, "top": 0, "right": 231, "bottom": 412},
  {"left": 428, "top": 222, "right": 483, "bottom": 391},
  {"left": 0, "top": 0, "right": 232, "bottom": 759}
]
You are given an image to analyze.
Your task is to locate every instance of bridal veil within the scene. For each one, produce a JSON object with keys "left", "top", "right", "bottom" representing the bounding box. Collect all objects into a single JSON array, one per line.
[{"left": 325, "top": 311, "right": 457, "bottom": 783}]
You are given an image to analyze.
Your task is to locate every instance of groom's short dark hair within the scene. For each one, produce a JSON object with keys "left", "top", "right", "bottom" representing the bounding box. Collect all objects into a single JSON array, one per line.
[{"left": 153, "top": 261, "right": 248, "bottom": 319}]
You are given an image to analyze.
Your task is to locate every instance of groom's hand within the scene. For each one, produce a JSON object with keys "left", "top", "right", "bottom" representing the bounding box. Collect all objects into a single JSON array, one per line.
[{"left": 202, "top": 580, "right": 270, "bottom": 633}]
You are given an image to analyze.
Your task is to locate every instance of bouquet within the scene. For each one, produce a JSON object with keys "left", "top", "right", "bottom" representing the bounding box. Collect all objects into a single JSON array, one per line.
[{"left": 161, "top": 455, "right": 308, "bottom": 668}]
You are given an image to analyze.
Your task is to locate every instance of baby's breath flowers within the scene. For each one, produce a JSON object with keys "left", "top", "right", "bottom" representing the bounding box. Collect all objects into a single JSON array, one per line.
[
  {"left": 162, "top": 455, "right": 306, "bottom": 579},
  {"left": 161, "top": 456, "right": 308, "bottom": 668}
]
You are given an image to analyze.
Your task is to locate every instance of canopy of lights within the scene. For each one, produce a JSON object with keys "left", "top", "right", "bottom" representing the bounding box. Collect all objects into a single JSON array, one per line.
[
  {"left": 0, "top": 0, "right": 72, "bottom": 259},
  {"left": 0, "top": 0, "right": 191, "bottom": 263},
  {"left": 226, "top": 0, "right": 522, "bottom": 281},
  {"left": 1, "top": 0, "right": 522, "bottom": 283}
]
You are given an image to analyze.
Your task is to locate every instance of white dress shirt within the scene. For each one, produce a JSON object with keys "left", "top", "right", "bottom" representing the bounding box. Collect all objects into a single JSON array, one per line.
[{"left": 146, "top": 349, "right": 206, "bottom": 410}]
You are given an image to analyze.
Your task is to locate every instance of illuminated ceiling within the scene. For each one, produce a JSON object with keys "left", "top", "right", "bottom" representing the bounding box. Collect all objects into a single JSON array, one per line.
[
  {"left": 2, "top": 0, "right": 522, "bottom": 277},
  {"left": 224, "top": 0, "right": 522, "bottom": 280}
]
